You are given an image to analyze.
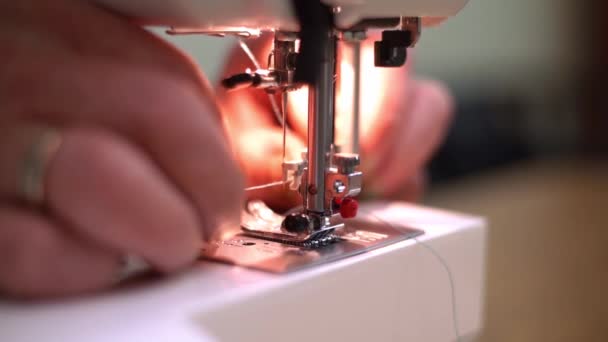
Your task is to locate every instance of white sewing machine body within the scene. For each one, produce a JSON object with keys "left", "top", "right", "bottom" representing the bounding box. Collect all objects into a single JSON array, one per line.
[
  {"left": 0, "top": 203, "right": 485, "bottom": 342},
  {"left": 94, "top": 0, "right": 469, "bottom": 29}
]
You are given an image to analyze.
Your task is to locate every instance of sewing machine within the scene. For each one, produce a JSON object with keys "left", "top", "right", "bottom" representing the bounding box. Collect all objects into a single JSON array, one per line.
[{"left": 0, "top": 1, "right": 486, "bottom": 341}]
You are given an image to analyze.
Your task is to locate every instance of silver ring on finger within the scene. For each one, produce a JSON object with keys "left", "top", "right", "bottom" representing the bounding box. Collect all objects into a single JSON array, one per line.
[{"left": 19, "top": 128, "right": 63, "bottom": 206}]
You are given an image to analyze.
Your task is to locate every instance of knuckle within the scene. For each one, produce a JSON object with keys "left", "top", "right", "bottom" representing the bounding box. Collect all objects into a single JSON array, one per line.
[
  {"left": 420, "top": 79, "right": 455, "bottom": 123},
  {"left": 61, "top": 126, "right": 122, "bottom": 166}
]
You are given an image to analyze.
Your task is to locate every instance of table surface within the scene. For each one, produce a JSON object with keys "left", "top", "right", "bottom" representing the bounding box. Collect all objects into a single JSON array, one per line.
[{"left": 425, "top": 158, "right": 608, "bottom": 342}]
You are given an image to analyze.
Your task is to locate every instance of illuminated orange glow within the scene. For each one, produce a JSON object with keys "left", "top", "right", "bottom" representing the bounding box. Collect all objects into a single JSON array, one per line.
[
  {"left": 287, "top": 85, "right": 308, "bottom": 135},
  {"left": 287, "top": 42, "right": 395, "bottom": 149},
  {"left": 237, "top": 130, "right": 272, "bottom": 161},
  {"left": 359, "top": 41, "right": 392, "bottom": 139},
  {"left": 235, "top": 129, "right": 283, "bottom": 184},
  {"left": 335, "top": 49, "right": 355, "bottom": 150},
  {"left": 234, "top": 126, "right": 306, "bottom": 186}
]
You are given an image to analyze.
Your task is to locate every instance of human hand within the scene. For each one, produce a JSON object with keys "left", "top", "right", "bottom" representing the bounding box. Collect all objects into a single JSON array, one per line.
[
  {"left": 217, "top": 34, "right": 452, "bottom": 210},
  {"left": 0, "top": 0, "right": 243, "bottom": 298}
]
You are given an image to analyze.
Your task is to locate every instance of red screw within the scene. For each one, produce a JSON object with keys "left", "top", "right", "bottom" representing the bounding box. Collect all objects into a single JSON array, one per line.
[{"left": 339, "top": 197, "right": 359, "bottom": 219}]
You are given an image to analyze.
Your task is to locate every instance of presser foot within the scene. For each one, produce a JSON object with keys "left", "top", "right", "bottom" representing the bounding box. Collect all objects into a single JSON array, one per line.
[
  {"left": 199, "top": 201, "right": 424, "bottom": 273},
  {"left": 242, "top": 232, "right": 342, "bottom": 249},
  {"left": 240, "top": 200, "right": 344, "bottom": 245}
]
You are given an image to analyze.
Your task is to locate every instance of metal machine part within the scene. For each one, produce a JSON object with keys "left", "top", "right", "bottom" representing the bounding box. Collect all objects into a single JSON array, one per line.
[
  {"left": 269, "top": 32, "right": 299, "bottom": 88},
  {"left": 198, "top": 10, "right": 433, "bottom": 240},
  {"left": 204, "top": 202, "right": 424, "bottom": 273},
  {"left": 89, "top": 0, "right": 470, "bottom": 252},
  {"left": 222, "top": 32, "right": 300, "bottom": 92},
  {"left": 241, "top": 201, "right": 343, "bottom": 244},
  {"left": 221, "top": 21, "right": 363, "bottom": 242},
  {"left": 225, "top": 22, "right": 421, "bottom": 246},
  {"left": 305, "top": 32, "right": 336, "bottom": 215},
  {"left": 374, "top": 17, "right": 421, "bottom": 67},
  {"left": 221, "top": 12, "right": 421, "bottom": 243}
]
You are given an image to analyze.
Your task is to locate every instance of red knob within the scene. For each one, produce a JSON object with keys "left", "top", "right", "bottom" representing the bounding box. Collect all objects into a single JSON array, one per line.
[{"left": 339, "top": 197, "right": 359, "bottom": 219}]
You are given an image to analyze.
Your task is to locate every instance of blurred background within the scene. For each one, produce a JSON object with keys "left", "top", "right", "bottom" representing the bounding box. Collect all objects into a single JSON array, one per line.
[{"left": 161, "top": 0, "right": 608, "bottom": 340}]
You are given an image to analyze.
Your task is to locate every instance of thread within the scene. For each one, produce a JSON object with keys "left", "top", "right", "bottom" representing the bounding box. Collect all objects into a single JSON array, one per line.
[
  {"left": 238, "top": 38, "right": 261, "bottom": 70},
  {"left": 360, "top": 209, "right": 462, "bottom": 342},
  {"left": 237, "top": 39, "right": 290, "bottom": 189},
  {"left": 244, "top": 181, "right": 286, "bottom": 192},
  {"left": 268, "top": 94, "right": 284, "bottom": 127}
]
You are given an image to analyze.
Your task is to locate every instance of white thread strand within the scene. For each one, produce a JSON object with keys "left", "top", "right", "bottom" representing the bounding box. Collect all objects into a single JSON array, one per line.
[
  {"left": 268, "top": 94, "right": 284, "bottom": 126},
  {"left": 238, "top": 38, "right": 261, "bottom": 70},
  {"left": 413, "top": 236, "right": 462, "bottom": 342},
  {"left": 244, "top": 181, "right": 286, "bottom": 192},
  {"left": 360, "top": 209, "right": 462, "bottom": 342}
]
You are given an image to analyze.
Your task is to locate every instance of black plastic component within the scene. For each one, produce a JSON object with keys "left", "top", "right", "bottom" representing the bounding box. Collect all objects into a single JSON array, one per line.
[
  {"left": 282, "top": 213, "right": 312, "bottom": 234},
  {"left": 221, "top": 72, "right": 269, "bottom": 91},
  {"left": 221, "top": 73, "right": 255, "bottom": 90},
  {"left": 374, "top": 30, "right": 413, "bottom": 67},
  {"left": 292, "top": 0, "right": 334, "bottom": 85}
]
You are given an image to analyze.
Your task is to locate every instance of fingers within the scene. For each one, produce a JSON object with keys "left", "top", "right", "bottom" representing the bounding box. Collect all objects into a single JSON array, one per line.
[
  {"left": 0, "top": 0, "right": 247, "bottom": 298},
  {"left": 0, "top": 206, "right": 120, "bottom": 298},
  {"left": 0, "top": 121, "right": 202, "bottom": 272},
  {"left": 5, "top": 57, "right": 244, "bottom": 242},
  {"left": 1, "top": 0, "right": 211, "bottom": 97},
  {"left": 385, "top": 170, "right": 427, "bottom": 202},
  {"left": 366, "top": 80, "right": 453, "bottom": 196},
  {"left": 45, "top": 125, "right": 202, "bottom": 272},
  {"left": 2, "top": 0, "right": 244, "bottom": 243}
]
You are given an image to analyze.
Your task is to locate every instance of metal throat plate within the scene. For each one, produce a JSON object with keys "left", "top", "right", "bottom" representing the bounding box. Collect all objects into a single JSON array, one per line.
[{"left": 200, "top": 217, "right": 423, "bottom": 274}]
